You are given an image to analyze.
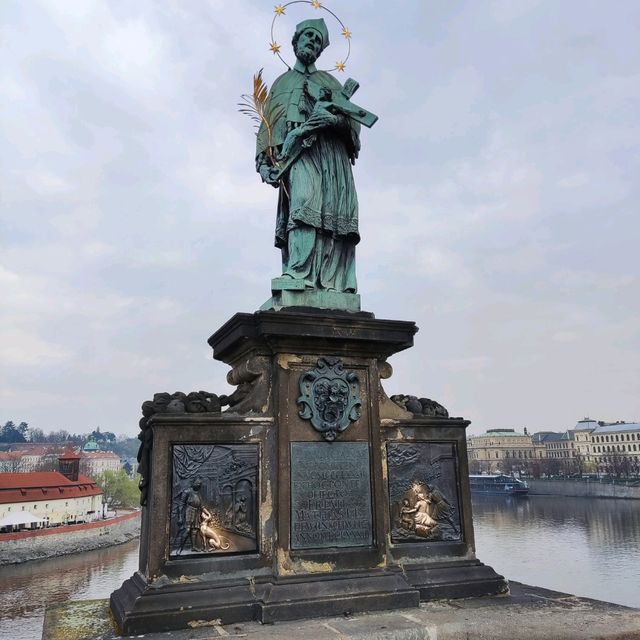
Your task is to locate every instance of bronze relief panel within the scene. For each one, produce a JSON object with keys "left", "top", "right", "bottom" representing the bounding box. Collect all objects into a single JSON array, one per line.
[
  {"left": 169, "top": 444, "right": 258, "bottom": 558},
  {"left": 386, "top": 442, "right": 462, "bottom": 543}
]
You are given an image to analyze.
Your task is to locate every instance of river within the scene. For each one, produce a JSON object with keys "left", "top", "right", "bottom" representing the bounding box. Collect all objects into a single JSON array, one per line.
[
  {"left": 471, "top": 494, "right": 640, "bottom": 608},
  {"left": 1, "top": 496, "right": 639, "bottom": 639}
]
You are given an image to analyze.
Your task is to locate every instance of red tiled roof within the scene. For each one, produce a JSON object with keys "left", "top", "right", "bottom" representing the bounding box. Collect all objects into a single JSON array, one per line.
[
  {"left": 8, "top": 444, "right": 65, "bottom": 455},
  {"left": 59, "top": 449, "right": 80, "bottom": 460},
  {"left": 79, "top": 451, "right": 119, "bottom": 459},
  {"left": 0, "top": 472, "right": 102, "bottom": 504},
  {"left": 0, "top": 452, "right": 22, "bottom": 460}
]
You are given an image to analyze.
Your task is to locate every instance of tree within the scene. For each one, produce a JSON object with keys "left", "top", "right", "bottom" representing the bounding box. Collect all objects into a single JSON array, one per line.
[
  {"left": 96, "top": 469, "right": 140, "bottom": 513},
  {"left": 46, "top": 429, "right": 70, "bottom": 443},
  {"left": 0, "top": 421, "right": 28, "bottom": 443},
  {"left": 539, "top": 458, "right": 561, "bottom": 477},
  {"left": 28, "top": 427, "right": 46, "bottom": 443},
  {"left": 110, "top": 437, "right": 140, "bottom": 458},
  {"left": 89, "top": 429, "right": 117, "bottom": 443},
  {"left": 469, "top": 460, "right": 481, "bottom": 474}
]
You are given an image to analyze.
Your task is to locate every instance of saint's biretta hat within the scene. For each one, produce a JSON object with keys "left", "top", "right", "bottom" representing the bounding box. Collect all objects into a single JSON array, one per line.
[{"left": 295, "top": 18, "right": 330, "bottom": 51}]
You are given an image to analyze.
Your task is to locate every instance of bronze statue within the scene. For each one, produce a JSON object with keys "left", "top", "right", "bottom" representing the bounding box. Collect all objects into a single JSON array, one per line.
[{"left": 249, "top": 17, "right": 377, "bottom": 307}]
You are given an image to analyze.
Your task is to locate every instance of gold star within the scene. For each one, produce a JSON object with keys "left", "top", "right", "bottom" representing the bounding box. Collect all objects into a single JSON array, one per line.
[
  {"left": 274, "top": 4, "right": 286, "bottom": 15},
  {"left": 311, "top": 0, "right": 322, "bottom": 9},
  {"left": 335, "top": 61, "right": 346, "bottom": 72},
  {"left": 269, "top": 41, "right": 281, "bottom": 54},
  {"left": 341, "top": 26, "right": 352, "bottom": 39}
]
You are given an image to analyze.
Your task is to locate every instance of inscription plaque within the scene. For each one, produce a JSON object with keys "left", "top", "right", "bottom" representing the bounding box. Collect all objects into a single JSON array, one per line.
[{"left": 290, "top": 442, "right": 373, "bottom": 550}]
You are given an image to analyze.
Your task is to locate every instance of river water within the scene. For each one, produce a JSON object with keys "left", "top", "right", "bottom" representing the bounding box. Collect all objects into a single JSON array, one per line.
[
  {"left": 471, "top": 495, "right": 640, "bottom": 609},
  {"left": 1, "top": 496, "right": 639, "bottom": 639}
]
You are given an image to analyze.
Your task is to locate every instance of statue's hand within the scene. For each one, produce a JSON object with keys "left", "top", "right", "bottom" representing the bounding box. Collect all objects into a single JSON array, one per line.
[
  {"left": 280, "top": 128, "right": 304, "bottom": 160},
  {"left": 258, "top": 163, "right": 280, "bottom": 188},
  {"left": 305, "top": 108, "right": 339, "bottom": 129}
]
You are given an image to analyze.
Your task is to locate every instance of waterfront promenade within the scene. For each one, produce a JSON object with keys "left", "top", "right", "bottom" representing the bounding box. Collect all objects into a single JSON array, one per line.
[
  {"left": 0, "top": 511, "right": 140, "bottom": 565},
  {"left": 527, "top": 478, "right": 640, "bottom": 499}
]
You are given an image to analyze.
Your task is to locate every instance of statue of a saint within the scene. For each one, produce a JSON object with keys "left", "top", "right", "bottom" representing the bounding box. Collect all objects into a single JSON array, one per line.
[{"left": 256, "top": 18, "right": 374, "bottom": 309}]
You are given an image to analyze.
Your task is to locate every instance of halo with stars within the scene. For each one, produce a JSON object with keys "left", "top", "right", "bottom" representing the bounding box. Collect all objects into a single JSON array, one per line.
[{"left": 270, "top": 1, "right": 352, "bottom": 72}]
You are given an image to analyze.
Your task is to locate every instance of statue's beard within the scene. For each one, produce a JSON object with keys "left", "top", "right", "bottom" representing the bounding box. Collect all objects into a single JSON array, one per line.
[{"left": 295, "top": 47, "right": 318, "bottom": 66}]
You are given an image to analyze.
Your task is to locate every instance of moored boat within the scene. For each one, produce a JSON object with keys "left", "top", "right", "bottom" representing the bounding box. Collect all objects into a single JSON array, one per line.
[{"left": 469, "top": 474, "right": 529, "bottom": 496}]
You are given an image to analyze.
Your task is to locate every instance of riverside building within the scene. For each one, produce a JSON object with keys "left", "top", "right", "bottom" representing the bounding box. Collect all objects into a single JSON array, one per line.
[
  {"left": 467, "top": 419, "right": 640, "bottom": 476},
  {"left": 467, "top": 428, "right": 541, "bottom": 474},
  {"left": 0, "top": 441, "right": 121, "bottom": 479},
  {"left": 0, "top": 451, "right": 102, "bottom": 532},
  {"left": 576, "top": 420, "right": 640, "bottom": 475}
]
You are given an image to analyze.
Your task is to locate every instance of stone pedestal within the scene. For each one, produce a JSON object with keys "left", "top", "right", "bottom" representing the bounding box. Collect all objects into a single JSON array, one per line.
[{"left": 110, "top": 309, "right": 507, "bottom": 635}]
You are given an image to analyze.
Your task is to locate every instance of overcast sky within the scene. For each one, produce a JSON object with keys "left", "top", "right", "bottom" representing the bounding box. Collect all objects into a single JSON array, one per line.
[{"left": 1, "top": 0, "right": 639, "bottom": 437}]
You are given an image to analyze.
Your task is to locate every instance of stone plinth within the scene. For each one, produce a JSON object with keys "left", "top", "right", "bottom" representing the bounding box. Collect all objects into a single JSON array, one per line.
[
  {"left": 49, "top": 583, "right": 640, "bottom": 640},
  {"left": 110, "top": 309, "right": 506, "bottom": 635}
]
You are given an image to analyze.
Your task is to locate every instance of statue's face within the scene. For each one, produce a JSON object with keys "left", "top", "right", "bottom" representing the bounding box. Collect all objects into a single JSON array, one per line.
[{"left": 295, "top": 28, "right": 323, "bottom": 64}]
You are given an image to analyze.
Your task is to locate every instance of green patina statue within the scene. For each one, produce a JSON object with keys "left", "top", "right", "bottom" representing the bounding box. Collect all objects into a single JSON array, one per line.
[{"left": 255, "top": 18, "right": 377, "bottom": 311}]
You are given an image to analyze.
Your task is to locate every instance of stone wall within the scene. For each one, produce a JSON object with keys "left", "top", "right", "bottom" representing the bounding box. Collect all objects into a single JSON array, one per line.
[
  {"left": 528, "top": 479, "right": 640, "bottom": 500},
  {"left": 0, "top": 511, "right": 140, "bottom": 565}
]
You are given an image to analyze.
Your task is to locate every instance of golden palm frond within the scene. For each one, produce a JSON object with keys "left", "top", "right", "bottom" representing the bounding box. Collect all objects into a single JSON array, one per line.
[
  {"left": 238, "top": 68, "right": 284, "bottom": 135},
  {"left": 238, "top": 69, "right": 286, "bottom": 183}
]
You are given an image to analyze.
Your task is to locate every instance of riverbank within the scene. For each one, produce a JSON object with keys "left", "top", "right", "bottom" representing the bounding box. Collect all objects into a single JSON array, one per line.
[
  {"left": 42, "top": 582, "right": 640, "bottom": 640},
  {"left": 527, "top": 478, "right": 640, "bottom": 499},
  {"left": 0, "top": 511, "right": 140, "bottom": 565}
]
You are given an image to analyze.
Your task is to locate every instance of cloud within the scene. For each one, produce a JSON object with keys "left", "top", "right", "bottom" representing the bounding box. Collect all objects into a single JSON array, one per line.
[{"left": 1, "top": 0, "right": 639, "bottom": 434}]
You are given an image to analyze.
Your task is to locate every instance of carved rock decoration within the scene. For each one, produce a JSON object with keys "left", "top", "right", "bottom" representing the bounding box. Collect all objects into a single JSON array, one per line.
[
  {"left": 390, "top": 394, "right": 449, "bottom": 418},
  {"left": 137, "top": 391, "right": 222, "bottom": 506},
  {"left": 297, "top": 356, "right": 361, "bottom": 442},
  {"left": 377, "top": 361, "right": 413, "bottom": 420},
  {"left": 220, "top": 356, "right": 271, "bottom": 415}
]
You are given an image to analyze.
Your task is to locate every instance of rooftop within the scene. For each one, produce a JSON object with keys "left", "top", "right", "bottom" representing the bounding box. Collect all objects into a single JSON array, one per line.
[
  {"left": 79, "top": 451, "right": 119, "bottom": 459},
  {"left": 473, "top": 429, "right": 528, "bottom": 438},
  {"left": 83, "top": 439, "right": 100, "bottom": 452},
  {"left": 592, "top": 422, "right": 640, "bottom": 435},
  {"left": 0, "top": 471, "right": 101, "bottom": 504}
]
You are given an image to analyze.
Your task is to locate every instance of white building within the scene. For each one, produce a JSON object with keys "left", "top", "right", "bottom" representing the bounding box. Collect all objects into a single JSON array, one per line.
[{"left": 0, "top": 452, "right": 103, "bottom": 531}]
